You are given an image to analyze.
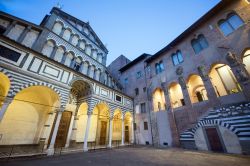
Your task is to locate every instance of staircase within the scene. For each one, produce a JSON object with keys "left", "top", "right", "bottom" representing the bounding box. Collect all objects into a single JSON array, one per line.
[{"left": 180, "top": 102, "right": 250, "bottom": 153}]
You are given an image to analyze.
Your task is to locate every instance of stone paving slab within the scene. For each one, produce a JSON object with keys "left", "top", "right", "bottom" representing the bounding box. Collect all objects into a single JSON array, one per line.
[{"left": 1, "top": 147, "right": 250, "bottom": 166}]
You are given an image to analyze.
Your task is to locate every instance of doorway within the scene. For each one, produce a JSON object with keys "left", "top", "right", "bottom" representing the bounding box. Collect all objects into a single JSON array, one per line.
[
  {"left": 205, "top": 127, "right": 224, "bottom": 152},
  {"left": 125, "top": 126, "right": 129, "bottom": 143},
  {"left": 54, "top": 111, "right": 72, "bottom": 148},
  {"left": 99, "top": 121, "right": 107, "bottom": 145}
]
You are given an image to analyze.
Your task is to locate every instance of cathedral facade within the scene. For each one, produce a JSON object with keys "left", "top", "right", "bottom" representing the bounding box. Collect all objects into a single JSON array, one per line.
[{"left": 0, "top": 7, "right": 133, "bottom": 155}]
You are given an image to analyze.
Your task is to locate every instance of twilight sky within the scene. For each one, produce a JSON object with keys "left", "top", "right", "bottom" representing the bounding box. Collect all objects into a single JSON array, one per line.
[{"left": 0, "top": 0, "right": 220, "bottom": 65}]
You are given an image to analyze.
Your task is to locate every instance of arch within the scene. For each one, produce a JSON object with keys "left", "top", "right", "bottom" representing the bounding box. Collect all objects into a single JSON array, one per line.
[
  {"left": 92, "top": 102, "right": 110, "bottom": 146},
  {"left": 168, "top": 82, "right": 184, "bottom": 108},
  {"left": 64, "top": 51, "right": 74, "bottom": 67},
  {"left": 62, "top": 28, "right": 72, "bottom": 41},
  {"left": 152, "top": 88, "right": 166, "bottom": 112},
  {"left": 209, "top": 63, "right": 241, "bottom": 97},
  {"left": 124, "top": 111, "right": 133, "bottom": 144},
  {"left": 79, "top": 40, "right": 86, "bottom": 50},
  {"left": 54, "top": 45, "right": 66, "bottom": 62},
  {"left": 52, "top": 21, "right": 64, "bottom": 35},
  {"left": 41, "top": 39, "right": 56, "bottom": 57},
  {"left": 70, "top": 79, "right": 93, "bottom": 100},
  {"left": 187, "top": 74, "right": 208, "bottom": 103},
  {"left": 75, "top": 102, "right": 90, "bottom": 142},
  {"left": 242, "top": 49, "right": 250, "bottom": 74},
  {"left": 14, "top": 82, "right": 62, "bottom": 102},
  {"left": 69, "top": 77, "right": 93, "bottom": 94},
  {"left": 112, "top": 108, "right": 122, "bottom": 143},
  {"left": 0, "top": 72, "right": 11, "bottom": 108},
  {"left": 71, "top": 34, "right": 79, "bottom": 46},
  {"left": 0, "top": 85, "right": 61, "bottom": 145}
]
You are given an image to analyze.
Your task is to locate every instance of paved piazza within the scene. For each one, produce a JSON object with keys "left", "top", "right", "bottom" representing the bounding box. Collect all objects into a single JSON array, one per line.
[{"left": 1, "top": 147, "right": 250, "bottom": 166}]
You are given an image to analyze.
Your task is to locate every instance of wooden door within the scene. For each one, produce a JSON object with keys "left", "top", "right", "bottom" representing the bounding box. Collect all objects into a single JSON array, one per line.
[
  {"left": 54, "top": 111, "right": 72, "bottom": 148},
  {"left": 125, "top": 126, "right": 129, "bottom": 143},
  {"left": 205, "top": 127, "right": 224, "bottom": 152},
  {"left": 99, "top": 121, "right": 107, "bottom": 145}
]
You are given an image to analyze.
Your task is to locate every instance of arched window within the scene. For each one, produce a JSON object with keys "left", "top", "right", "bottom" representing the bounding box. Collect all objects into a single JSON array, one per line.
[
  {"left": 52, "top": 22, "right": 63, "bottom": 35},
  {"left": 62, "top": 28, "right": 71, "bottom": 41},
  {"left": 218, "top": 13, "right": 244, "bottom": 36},
  {"left": 54, "top": 46, "right": 65, "bottom": 62},
  {"left": 155, "top": 61, "right": 164, "bottom": 74},
  {"left": 41, "top": 40, "right": 55, "bottom": 57},
  {"left": 171, "top": 50, "right": 184, "bottom": 65},
  {"left": 191, "top": 34, "right": 209, "bottom": 54}
]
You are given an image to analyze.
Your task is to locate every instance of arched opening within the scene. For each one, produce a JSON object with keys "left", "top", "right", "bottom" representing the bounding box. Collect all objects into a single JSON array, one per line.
[
  {"left": 41, "top": 40, "right": 55, "bottom": 57},
  {"left": 152, "top": 88, "right": 166, "bottom": 112},
  {"left": 209, "top": 64, "right": 241, "bottom": 97},
  {"left": 54, "top": 46, "right": 65, "bottom": 62},
  {"left": 64, "top": 52, "right": 74, "bottom": 67},
  {"left": 168, "top": 82, "right": 184, "bottom": 108},
  {"left": 124, "top": 112, "right": 132, "bottom": 144},
  {"left": 112, "top": 109, "right": 122, "bottom": 145},
  {"left": 187, "top": 75, "right": 208, "bottom": 103},
  {"left": 0, "top": 72, "right": 10, "bottom": 108},
  {"left": 0, "top": 86, "right": 60, "bottom": 145},
  {"left": 62, "top": 28, "right": 71, "bottom": 41},
  {"left": 93, "top": 103, "right": 110, "bottom": 146},
  {"left": 243, "top": 49, "right": 250, "bottom": 74},
  {"left": 52, "top": 22, "right": 63, "bottom": 35}
]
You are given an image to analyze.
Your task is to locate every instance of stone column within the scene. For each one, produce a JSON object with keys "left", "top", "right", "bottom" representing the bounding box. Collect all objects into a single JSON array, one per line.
[
  {"left": 0, "top": 97, "right": 13, "bottom": 122},
  {"left": 83, "top": 111, "right": 92, "bottom": 152},
  {"left": 59, "top": 28, "right": 66, "bottom": 37},
  {"left": 47, "top": 108, "right": 64, "bottom": 156},
  {"left": 50, "top": 46, "right": 58, "bottom": 59},
  {"left": 69, "top": 34, "right": 74, "bottom": 43},
  {"left": 70, "top": 57, "right": 76, "bottom": 69},
  {"left": 17, "top": 26, "right": 31, "bottom": 43},
  {"left": 161, "top": 83, "right": 172, "bottom": 111},
  {"left": 61, "top": 52, "right": 68, "bottom": 64},
  {"left": 69, "top": 105, "right": 80, "bottom": 147},
  {"left": 197, "top": 66, "right": 220, "bottom": 106},
  {"left": 65, "top": 113, "right": 75, "bottom": 148},
  {"left": 108, "top": 117, "right": 113, "bottom": 148},
  {"left": 121, "top": 115, "right": 125, "bottom": 146},
  {"left": 3, "top": 20, "right": 17, "bottom": 36},
  {"left": 178, "top": 76, "right": 192, "bottom": 107},
  {"left": 131, "top": 118, "right": 134, "bottom": 144}
]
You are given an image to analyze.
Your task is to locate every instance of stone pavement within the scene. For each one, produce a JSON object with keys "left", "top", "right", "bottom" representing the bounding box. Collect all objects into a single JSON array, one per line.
[{"left": 1, "top": 146, "right": 250, "bottom": 166}]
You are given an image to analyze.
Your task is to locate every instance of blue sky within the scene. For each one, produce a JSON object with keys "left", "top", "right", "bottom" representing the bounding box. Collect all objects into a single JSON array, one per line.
[{"left": 0, "top": 0, "right": 220, "bottom": 65}]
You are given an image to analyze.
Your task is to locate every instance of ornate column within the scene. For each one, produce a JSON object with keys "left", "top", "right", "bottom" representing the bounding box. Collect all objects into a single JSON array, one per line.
[
  {"left": 70, "top": 57, "right": 76, "bottom": 69},
  {"left": 108, "top": 117, "right": 113, "bottom": 148},
  {"left": 197, "top": 65, "right": 220, "bottom": 106},
  {"left": 121, "top": 114, "right": 125, "bottom": 146},
  {"left": 0, "top": 97, "right": 13, "bottom": 122},
  {"left": 65, "top": 113, "right": 75, "bottom": 148},
  {"left": 83, "top": 111, "right": 92, "bottom": 152},
  {"left": 17, "top": 26, "right": 31, "bottom": 43},
  {"left": 50, "top": 45, "right": 58, "bottom": 59},
  {"left": 47, "top": 107, "right": 64, "bottom": 156}
]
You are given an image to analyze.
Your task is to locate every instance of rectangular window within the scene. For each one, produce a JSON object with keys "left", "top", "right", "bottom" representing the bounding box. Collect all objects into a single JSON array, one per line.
[
  {"left": 143, "top": 87, "right": 146, "bottom": 92},
  {"left": 144, "top": 122, "right": 148, "bottom": 130},
  {"left": 140, "top": 103, "right": 146, "bottom": 113},
  {"left": 0, "top": 45, "right": 21, "bottom": 62},
  {"left": 124, "top": 78, "right": 128, "bottom": 84},
  {"left": 136, "top": 71, "right": 142, "bottom": 79},
  {"left": 135, "top": 88, "right": 139, "bottom": 96},
  {"left": 115, "top": 95, "right": 122, "bottom": 102}
]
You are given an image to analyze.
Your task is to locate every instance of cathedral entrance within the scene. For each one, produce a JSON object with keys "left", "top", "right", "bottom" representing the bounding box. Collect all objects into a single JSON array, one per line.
[
  {"left": 99, "top": 121, "right": 107, "bottom": 145},
  {"left": 54, "top": 111, "right": 72, "bottom": 148},
  {"left": 205, "top": 127, "right": 224, "bottom": 152}
]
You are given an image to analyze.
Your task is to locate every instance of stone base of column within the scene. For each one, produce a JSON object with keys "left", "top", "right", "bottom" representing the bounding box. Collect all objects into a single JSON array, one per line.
[
  {"left": 108, "top": 144, "right": 112, "bottom": 148},
  {"left": 83, "top": 147, "right": 88, "bottom": 152},
  {"left": 46, "top": 148, "right": 55, "bottom": 156}
]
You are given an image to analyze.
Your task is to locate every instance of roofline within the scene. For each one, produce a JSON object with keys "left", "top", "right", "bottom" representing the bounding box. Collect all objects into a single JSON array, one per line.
[
  {"left": 119, "top": 53, "right": 151, "bottom": 72},
  {"left": 146, "top": 0, "right": 233, "bottom": 63},
  {"left": 50, "top": 7, "right": 108, "bottom": 53}
]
